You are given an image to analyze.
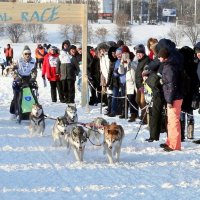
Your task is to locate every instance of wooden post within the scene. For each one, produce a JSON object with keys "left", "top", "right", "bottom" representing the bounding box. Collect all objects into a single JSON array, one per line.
[{"left": 81, "top": 4, "right": 89, "bottom": 109}]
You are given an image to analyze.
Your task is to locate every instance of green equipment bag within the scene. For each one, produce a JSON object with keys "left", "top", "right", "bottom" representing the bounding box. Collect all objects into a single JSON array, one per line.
[{"left": 21, "top": 87, "right": 36, "bottom": 113}]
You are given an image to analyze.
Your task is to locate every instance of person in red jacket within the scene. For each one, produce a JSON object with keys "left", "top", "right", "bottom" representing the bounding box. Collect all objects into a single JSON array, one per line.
[
  {"left": 4, "top": 44, "right": 13, "bottom": 66},
  {"left": 42, "top": 46, "right": 64, "bottom": 103}
]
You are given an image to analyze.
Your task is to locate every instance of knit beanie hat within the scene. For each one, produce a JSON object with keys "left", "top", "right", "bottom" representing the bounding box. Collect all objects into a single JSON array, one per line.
[
  {"left": 116, "top": 48, "right": 122, "bottom": 55},
  {"left": 122, "top": 45, "right": 130, "bottom": 53},
  {"left": 23, "top": 45, "right": 31, "bottom": 54},
  {"left": 158, "top": 48, "right": 170, "bottom": 59},
  {"left": 134, "top": 44, "right": 145, "bottom": 54}
]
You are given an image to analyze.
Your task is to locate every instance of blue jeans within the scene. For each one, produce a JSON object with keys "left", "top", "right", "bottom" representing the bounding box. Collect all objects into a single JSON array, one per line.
[{"left": 111, "top": 87, "right": 119, "bottom": 114}]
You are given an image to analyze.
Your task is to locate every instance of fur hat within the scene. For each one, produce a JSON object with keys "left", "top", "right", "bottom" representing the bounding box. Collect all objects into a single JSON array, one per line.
[
  {"left": 134, "top": 44, "right": 145, "bottom": 54},
  {"left": 195, "top": 48, "right": 200, "bottom": 54},
  {"left": 158, "top": 48, "right": 170, "bottom": 59},
  {"left": 76, "top": 43, "right": 82, "bottom": 49},
  {"left": 23, "top": 45, "right": 31, "bottom": 54}
]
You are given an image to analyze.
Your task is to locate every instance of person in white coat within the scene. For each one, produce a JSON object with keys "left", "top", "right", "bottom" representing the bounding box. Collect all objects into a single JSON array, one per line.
[{"left": 118, "top": 51, "right": 139, "bottom": 122}]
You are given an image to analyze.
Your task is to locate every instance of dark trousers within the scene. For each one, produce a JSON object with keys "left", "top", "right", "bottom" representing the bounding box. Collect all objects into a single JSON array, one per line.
[
  {"left": 6, "top": 57, "right": 12, "bottom": 66},
  {"left": 149, "top": 95, "right": 163, "bottom": 140},
  {"left": 50, "top": 81, "right": 64, "bottom": 102},
  {"left": 61, "top": 79, "right": 75, "bottom": 103}
]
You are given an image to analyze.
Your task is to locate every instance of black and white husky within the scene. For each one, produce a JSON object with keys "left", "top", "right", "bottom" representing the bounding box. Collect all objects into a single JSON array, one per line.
[
  {"left": 52, "top": 117, "right": 68, "bottom": 146},
  {"left": 87, "top": 117, "right": 108, "bottom": 144},
  {"left": 52, "top": 104, "right": 78, "bottom": 146},
  {"left": 29, "top": 104, "right": 45, "bottom": 136},
  {"left": 66, "top": 126, "right": 87, "bottom": 162}
]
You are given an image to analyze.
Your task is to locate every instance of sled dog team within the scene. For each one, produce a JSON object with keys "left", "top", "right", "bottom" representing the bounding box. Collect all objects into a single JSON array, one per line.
[{"left": 29, "top": 103, "right": 125, "bottom": 164}]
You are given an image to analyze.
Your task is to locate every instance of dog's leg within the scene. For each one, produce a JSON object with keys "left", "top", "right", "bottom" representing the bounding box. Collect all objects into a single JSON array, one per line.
[
  {"left": 114, "top": 143, "right": 121, "bottom": 162},
  {"left": 72, "top": 147, "right": 81, "bottom": 162},
  {"left": 80, "top": 146, "right": 85, "bottom": 162},
  {"left": 104, "top": 144, "right": 114, "bottom": 164}
]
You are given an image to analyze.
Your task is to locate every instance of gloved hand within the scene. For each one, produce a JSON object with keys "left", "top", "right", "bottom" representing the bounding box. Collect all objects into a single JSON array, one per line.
[
  {"left": 139, "top": 87, "right": 144, "bottom": 93},
  {"left": 191, "top": 94, "right": 199, "bottom": 110},
  {"left": 12, "top": 80, "right": 20, "bottom": 91}
]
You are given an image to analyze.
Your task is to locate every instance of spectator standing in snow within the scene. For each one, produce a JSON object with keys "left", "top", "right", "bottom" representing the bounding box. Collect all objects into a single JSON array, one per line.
[
  {"left": 134, "top": 44, "right": 150, "bottom": 124},
  {"left": 147, "top": 38, "right": 158, "bottom": 60},
  {"left": 158, "top": 48, "right": 183, "bottom": 152},
  {"left": 42, "top": 46, "right": 64, "bottom": 103},
  {"left": 4, "top": 44, "right": 13, "bottom": 66},
  {"left": 56, "top": 43, "right": 80, "bottom": 104}
]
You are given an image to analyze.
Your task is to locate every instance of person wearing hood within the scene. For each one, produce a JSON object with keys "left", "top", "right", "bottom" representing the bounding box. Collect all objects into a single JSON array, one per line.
[
  {"left": 42, "top": 46, "right": 64, "bottom": 103},
  {"left": 56, "top": 44, "right": 80, "bottom": 104},
  {"left": 158, "top": 48, "right": 183, "bottom": 152}
]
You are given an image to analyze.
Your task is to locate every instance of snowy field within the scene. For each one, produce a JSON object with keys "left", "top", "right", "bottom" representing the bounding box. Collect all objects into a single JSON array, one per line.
[{"left": 0, "top": 22, "right": 200, "bottom": 200}]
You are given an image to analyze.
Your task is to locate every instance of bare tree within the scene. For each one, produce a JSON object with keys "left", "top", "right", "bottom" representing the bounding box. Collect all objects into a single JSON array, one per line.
[
  {"left": 167, "top": 26, "right": 183, "bottom": 46},
  {"left": 115, "top": 11, "right": 129, "bottom": 27},
  {"left": 182, "top": 22, "right": 200, "bottom": 46},
  {"left": 95, "top": 27, "right": 108, "bottom": 42},
  {"left": 5, "top": 24, "right": 25, "bottom": 43},
  {"left": 26, "top": 24, "right": 47, "bottom": 43},
  {"left": 71, "top": 25, "right": 82, "bottom": 44},
  {"left": 0, "top": 25, "right": 4, "bottom": 36},
  {"left": 115, "top": 26, "right": 132, "bottom": 45},
  {"left": 88, "top": 25, "right": 94, "bottom": 44},
  {"left": 59, "top": 24, "right": 71, "bottom": 40}
]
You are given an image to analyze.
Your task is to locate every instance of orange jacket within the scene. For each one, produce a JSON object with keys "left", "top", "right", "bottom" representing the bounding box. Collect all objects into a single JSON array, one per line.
[
  {"left": 4, "top": 47, "right": 13, "bottom": 57},
  {"left": 35, "top": 48, "right": 45, "bottom": 60}
]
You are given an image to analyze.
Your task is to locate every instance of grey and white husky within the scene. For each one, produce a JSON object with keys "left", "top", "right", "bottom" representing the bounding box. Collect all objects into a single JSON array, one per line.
[
  {"left": 66, "top": 126, "right": 87, "bottom": 162},
  {"left": 52, "top": 117, "right": 68, "bottom": 146},
  {"left": 29, "top": 104, "right": 45, "bottom": 136},
  {"left": 52, "top": 104, "right": 78, "bottom": 146},
  {"left": 64, "top": 104, "right": 78, "bottom": 124},
  {"left": 87, "top": 117, "right": 108, "bottom": 144}
]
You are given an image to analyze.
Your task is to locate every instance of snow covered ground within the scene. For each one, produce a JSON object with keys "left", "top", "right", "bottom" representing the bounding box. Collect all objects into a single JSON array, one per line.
[{"left": 0, "top": 22, "right": 200, "bottom": 200}]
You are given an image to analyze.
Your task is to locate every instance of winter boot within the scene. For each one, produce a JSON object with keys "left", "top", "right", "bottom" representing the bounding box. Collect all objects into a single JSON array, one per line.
[
  {"left": 180, "top": 120, "right": 185, "bottom": 142},
  {"left": 128, "top": 113, "right": 137, "bottom": 122},
  {"left": 187, "top": 122, "right": 194, "bottom": 139}
]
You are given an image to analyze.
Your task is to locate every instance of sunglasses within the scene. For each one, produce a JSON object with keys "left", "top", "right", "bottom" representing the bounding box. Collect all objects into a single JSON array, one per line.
[{"left": 25, "top": 53, "right": 31, "bottom": 55}]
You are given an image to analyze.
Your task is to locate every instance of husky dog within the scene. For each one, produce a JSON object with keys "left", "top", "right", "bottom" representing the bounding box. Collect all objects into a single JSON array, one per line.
[
  {"left": 103, "top": 122, "right": 125, "bottom": 164},
  {"left": 66, "top": 126, "right": 87, "bottom": 162},
  {"left": 52, "top": 104, "right": 78, "bottom": 146},
  {"left": 52, "top": 117, "right": 68, "bottom": 146},
  {"left": 87, "top": 117, "right": 108, "bottom": 144},
  {"left": 64, "top": 104, "right": 78, "bottom": 124},
  {"left": 29, "top": 103, "right": 45, "bottom": 136}
]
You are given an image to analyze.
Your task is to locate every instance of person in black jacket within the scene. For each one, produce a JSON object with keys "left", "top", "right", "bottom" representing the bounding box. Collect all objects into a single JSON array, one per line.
[
  {"left": 158, "top": 48, "right": 183, "bottom": 151},
  {"left": 56, "top": 44, "right": 80, "bottom": 103},
  {"left": 134, "top": 44, "right": 150, "bottom": 124},
  {"left": 178, "top": 46, "right": 199, "bottom": 141},
  {"left": 143, "top": 42, "right": 165, "bottom": 142}
]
